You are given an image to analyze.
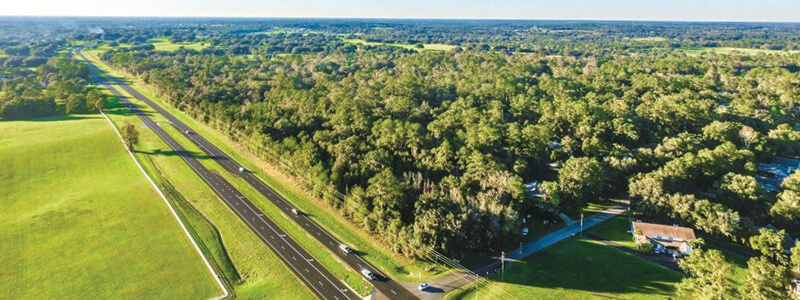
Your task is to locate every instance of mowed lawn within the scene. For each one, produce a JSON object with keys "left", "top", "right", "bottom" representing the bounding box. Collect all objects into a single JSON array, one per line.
[
  {"left": 447, "top": 238, "right": 682, "bottom": 300},
  {"left": 0, "top": 115, "right": 220, "bottom": 299},
  {"left": 149, "top": 37, "right": 210, "bottom": 52}
]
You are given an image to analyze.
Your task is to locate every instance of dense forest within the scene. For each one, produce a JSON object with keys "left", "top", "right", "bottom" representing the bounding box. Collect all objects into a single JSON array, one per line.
[
  {"left": 2, "top": 17, "right": 799, "bottom": 260},
  {"left": 0, "top": 22, "right": 106, "bottom": 120}
]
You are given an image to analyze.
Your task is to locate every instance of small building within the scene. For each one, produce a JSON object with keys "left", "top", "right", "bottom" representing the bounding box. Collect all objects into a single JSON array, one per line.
[{"left": 632, "top": 221, "right": 697, "bottom": 256}]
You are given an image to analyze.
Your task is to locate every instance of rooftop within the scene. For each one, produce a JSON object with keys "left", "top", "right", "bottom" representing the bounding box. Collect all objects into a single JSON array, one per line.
[{"left": 633, "top": 221, "right": 696, "bottom": 247}]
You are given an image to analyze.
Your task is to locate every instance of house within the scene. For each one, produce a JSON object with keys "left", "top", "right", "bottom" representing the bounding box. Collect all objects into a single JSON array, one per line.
[{"left": 632, "top": 221, "right": 697, "bottom": 256}]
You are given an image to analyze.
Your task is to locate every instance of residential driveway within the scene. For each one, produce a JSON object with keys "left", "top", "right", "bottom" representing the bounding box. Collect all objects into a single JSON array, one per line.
[{"left": 410, "top": 202, "right": 628, "bottom": 300}]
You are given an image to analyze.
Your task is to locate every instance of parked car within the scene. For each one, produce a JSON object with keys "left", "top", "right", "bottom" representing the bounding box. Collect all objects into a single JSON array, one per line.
[
  {"left": 339, "top": 244, "right": 352, "bottom": 254},
  {"left": 361, "top": 268, "right": 376, "bottom": 280},
  {"left": 419, "top": 283, "right": 429, "bottom": 291}
]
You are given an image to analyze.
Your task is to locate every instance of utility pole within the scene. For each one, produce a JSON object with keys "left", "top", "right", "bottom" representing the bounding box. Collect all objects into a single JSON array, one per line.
[{"left": 501, "top": 251, "right": 505, "bottom": 281}]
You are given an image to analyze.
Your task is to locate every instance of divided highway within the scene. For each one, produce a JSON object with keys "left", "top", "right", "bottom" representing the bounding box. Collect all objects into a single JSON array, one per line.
[
  {"left": 77, "top": 49, "right": 418, "bottom": 300},
  {"left": 76, "top": 50, "right": 361, "bottom": 300}
]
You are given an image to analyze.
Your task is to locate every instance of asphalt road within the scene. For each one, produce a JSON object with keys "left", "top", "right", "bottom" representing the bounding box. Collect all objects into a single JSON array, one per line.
[
  {"left": 76, "top": 50, "right": 361, "bottom": 300},
  {"left": 77, "top": 49, "right": 418, "bottom": 300}
]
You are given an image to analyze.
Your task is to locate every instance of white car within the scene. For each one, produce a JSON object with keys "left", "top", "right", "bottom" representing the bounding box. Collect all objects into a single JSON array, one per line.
[
  {"left": 361, "top": 269, "right": 376, "bottom": 280},
  {"left": 339, "top": 244, "right": 352, "bottom": 254},
  {"left": 184, "top": 130, "right": 191, "bottom": 134},
  {"left": 418, "top": 283, "right": 429, "bottom": 291},
  {"left": 291, "top": 208, "right": 300, "bottom": 215},
  {"left": 238, "top": 167, "right": 246, "bottom": 173},
  {"left": 522, "top": 227, "right": 529, "bottom": 236}
]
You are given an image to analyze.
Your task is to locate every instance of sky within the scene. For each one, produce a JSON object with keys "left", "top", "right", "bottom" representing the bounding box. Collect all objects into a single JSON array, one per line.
[{"left": 3, "top": 0, "right": 800, "bottom": 22}]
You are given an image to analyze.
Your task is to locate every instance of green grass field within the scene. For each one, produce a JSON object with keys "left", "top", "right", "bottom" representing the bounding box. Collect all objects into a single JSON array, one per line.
[
  {"left": 587, "top": 215, "right": 637, "bottom": 250},
  {"left": 446, "top": 238, "right": 683, "bottom": 300},
  {"left": 343, "top": 38, "right": 456, "bottom": 52},
  {"left": 148, "top": 37, "right": 210, "bottom": 52},
  {"left": 81, "top": 47, "right": 447, "bottom": 283},
  {"left": 632, "top": 37, "right": 667, "bottom": 42},
  {"left": 686, "top": 47, "right": 800, "bottom": 56},
  {"left": 0, "top": 114, "right": 221, "bottom": 299},
  {"left": 98, "top": 86, "right": 317, "bottom": 299}
]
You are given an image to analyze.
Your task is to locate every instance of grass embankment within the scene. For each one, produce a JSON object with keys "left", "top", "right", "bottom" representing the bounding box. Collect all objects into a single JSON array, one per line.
[
  {"left": 446, "top": 238, "right": 683, "bottom": 300},
  {"left": 81, "top": 48, "right": 447, "bottom": 283},
  {"left": 343, "top": 38, "right": 456, "bottom": 52},
  {"left": 0, "top": 114, "right": 220, "bottom": 299},
  {"left": 97, "top": 88, "right": 316, "bottom": 299}
]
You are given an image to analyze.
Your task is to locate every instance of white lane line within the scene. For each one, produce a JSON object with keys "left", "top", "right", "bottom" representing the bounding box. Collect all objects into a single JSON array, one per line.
[
  {"left": 239, "top": 200, "right": 354, "bottom": 300},
  {"left": 110, "top": 72, "right": 360, "bottom": 299}
]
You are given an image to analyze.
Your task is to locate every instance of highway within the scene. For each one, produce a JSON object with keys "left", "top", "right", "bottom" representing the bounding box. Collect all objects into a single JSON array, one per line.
[
  {"left": 76, "top": 49, "right": 361, "bottom": 300},
  {"left": 117, "top": 83, "right": 418, "bottom": 300},
  {"left": 77, "top": 49, "right": 418, "bottom": 299}
]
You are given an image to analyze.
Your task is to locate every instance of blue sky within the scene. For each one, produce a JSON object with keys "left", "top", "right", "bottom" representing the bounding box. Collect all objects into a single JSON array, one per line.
[{"left": 4, "top": 0, "right": 800, "bottom": 22}]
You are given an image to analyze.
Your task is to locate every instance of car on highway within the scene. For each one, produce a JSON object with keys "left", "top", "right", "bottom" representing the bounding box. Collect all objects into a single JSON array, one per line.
[
  {"left": 339, "top": 244, "right": 352, "bottom": 254},
  {"left": 291, "top": 208, "right": 300, "bottom": 215},
  {"left": 419, "top": 283, "right": 429, "bottom": 291},
  {"left": 361, "top": 268, "right": 376, "bottom": 280},
  {"left": 238, "top": 167, "right": 246, "bottom": 173}
]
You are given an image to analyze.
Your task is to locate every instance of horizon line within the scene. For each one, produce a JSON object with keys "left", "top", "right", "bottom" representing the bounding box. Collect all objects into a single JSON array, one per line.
[{"left": 1, "top": 15, "right": 799, "bottom": 24}]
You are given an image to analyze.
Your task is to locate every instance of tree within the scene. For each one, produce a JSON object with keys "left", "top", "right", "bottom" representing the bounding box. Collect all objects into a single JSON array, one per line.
[
  {"left": 87, "top": 90, "right": 107, "bottom": 111},
  {"left": 738, "top": 256, "right": 790, "bottom": 300},
  {"left": 65, "top": 94, "right": 82, "bottom": 114},
  {"left": 749, "top": 228, "right": 786, "bottom": 264},
  {"left": 791, "top": 241, "right": 800, "bottom": 273},
  {"left": 366, "top": 169, "right": 407, "bottom": 227},
  {"left": 717, "top": 173, "right": 764, "bottom": 214},
  {"left": 677, "top": 249, "right": 733, "bottom": 300},
  {"left": 557, "top": 157, "right": 607, "bottom": 214},
  {"left": 121, "top": 123, "right": 139, "bottom": 150},
  {"left": 739, "top": 126, "right": 759, "bottom": 149},
  {"left": 771, "top": 170, "right": 800, "bottom": 234}
]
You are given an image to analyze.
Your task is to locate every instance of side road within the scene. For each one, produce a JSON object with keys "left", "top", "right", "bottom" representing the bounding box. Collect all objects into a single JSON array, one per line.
[{"left": 415, "top": 202, "right": 628, "bottom": 300}]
